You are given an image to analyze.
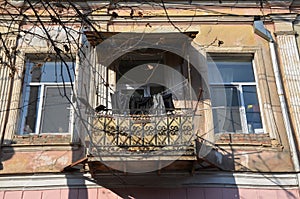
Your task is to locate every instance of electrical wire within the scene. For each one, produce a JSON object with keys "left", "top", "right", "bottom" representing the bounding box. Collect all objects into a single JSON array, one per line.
[{"left": 0, "top": 1, "right": 296, "bottom": 189}]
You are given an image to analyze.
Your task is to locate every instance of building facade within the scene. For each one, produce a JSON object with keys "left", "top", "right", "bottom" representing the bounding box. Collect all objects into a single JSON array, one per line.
[{"left": 0, "top": 0, "right": 300, "bottom": 198}]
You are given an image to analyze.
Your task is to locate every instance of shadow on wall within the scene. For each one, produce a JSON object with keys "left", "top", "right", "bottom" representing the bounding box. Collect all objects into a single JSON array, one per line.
[
  {"left": 94, "top": 139, "right": 299, "bottom": 199},
  {"left": 108, "top": 186, "right": 300, "bottom": 199},
  {"left": 113, "top": 187, "right": 239, "bottom": 199},
  {"left": 89, "top": 140, "right": 239, "bottom": 199},
  {"left": 253, "top": 153, "right": 299, "bottom": 199},
  {"left": 0, "top": 140, "right": 15, "bottom": 170},
  {"left": 1, "top": 140, "right": 298, "bottom": 199},
  {"left": 0, "top": 186, "right": 299, "bottom": 199},
  {"left": 67, "top": 145, "right": 88, "bottom": 199}
]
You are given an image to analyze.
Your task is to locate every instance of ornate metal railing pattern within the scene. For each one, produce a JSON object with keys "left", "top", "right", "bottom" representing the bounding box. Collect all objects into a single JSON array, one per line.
[{"left": 89, "top": 110, "right": 195, "bottom": 155}]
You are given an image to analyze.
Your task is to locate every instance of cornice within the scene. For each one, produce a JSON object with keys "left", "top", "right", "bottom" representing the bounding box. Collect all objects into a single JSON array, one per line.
[
  {"left": 269, "top": 13, "right": 298, "bottom": 22},
  {"left": 266, "top": 0, "right": 293, "bottom": 7},
  {"left": 274, "top": 30, "right": 298, "bottom": 36}
]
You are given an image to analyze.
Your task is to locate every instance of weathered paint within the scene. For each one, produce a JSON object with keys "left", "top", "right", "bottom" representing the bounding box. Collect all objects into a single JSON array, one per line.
[
  {"left": 0, "top": 146, "right": 84, "bottom": 173},
  {"left": 0, "top": 1, "right": 298, "bottom": 191},
  {"left": 0, "top": 187, "right": 299, "bottom": 199},
  {"left": 274, "top": 16, "right": 300, "bottom": 153}
]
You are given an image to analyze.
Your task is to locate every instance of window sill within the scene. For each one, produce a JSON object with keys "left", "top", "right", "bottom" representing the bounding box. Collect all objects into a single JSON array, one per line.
[
  {"left": 12, "top": 134, "right": 73, "bottom": 145},
  {"left": 215, "top": 133, "right": 272, "bottom": 147}
]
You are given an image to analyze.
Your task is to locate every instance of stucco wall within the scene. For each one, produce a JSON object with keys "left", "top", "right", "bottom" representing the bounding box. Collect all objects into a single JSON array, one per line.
[{"left": 0, "top": 2, "right": 298, "bottom": 175}]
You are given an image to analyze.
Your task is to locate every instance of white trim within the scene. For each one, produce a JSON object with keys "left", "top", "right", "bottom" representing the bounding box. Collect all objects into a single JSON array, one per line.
[
  {"left": 252, "top": 58, "right": 268, "bottom": 136},
  {"left": 19, "top": 58, "right": 75, "bottom": 135},
  {"left": 210, "top": 84, "right": 262, "bottom": 134},
  {"left": 0, "top": 172, "right": 299, "bottom": 190},
  {"left": 238, "top": 84, "right": 248, "bottom": 133},
  {"left": 29, "top": 82, "right": 72, "bottom": 86},
  {"left": 0, "top": 174, "right": 98, "bottom": 190},
  {"left": 34, "top": 84, "right": 44, "bottom": 134},
  {"left": 209, "top": 82, "right": 256, "bottom": 86},
  {"left": 208, "top": 57, "right": 264, "bottom": 134}
]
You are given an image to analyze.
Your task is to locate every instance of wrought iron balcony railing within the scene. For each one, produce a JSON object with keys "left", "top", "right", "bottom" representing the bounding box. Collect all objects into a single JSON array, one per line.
[{"left": 89, "top": 109, "right": 195, "bottom": 157}]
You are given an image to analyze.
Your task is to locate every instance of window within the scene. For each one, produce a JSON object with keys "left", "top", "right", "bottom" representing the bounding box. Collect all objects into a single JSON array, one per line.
[
  {"left": 19, "top": 55, "right": 75, "bottom": 134},
  {"left": 207, "top": 55, "right": 263, "bottom": 134}
]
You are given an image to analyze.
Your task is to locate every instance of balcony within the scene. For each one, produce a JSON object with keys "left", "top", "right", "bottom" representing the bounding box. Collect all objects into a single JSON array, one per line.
[
  {"left": 84, "top": 106, "right": 235, "bottom": 177},
  {"left": 89, "top": 109, "right": 195, "bottom": 158}
]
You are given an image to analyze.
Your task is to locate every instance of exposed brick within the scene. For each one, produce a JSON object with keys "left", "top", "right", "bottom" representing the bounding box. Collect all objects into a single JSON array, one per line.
[
  {"left": 216, "top": 133, "right": 271, "bottom": 146},
  {"left": 13, "top": 134, "right": 71, "bottom": 145}
]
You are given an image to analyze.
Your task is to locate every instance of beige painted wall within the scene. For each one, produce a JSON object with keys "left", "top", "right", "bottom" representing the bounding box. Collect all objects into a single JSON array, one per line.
[{"left": 0, "top": 4, "right": 298, "bottom": 173}]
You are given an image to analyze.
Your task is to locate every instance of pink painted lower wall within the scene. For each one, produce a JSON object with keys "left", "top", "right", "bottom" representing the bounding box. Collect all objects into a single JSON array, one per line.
[{"left": 0, "top": 187, "right": 299, "bottom": 199}]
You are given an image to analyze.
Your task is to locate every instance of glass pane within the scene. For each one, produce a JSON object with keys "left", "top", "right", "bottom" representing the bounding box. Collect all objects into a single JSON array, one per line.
[
  {"left": 208, "top": 61, "right": 255, "bottom": 83},
  {"left": 210, "top": 86, "right": 242, "bottom": 133},
  {"left": 28, "top": 61, "right": 75, "bottom": 83},
  {"left": 22, "top": 86, "right": 40, "bottom": 133},
  {"left": 40, "top": 86, "right": 71, "bottom": 133},
  {"left": 243, "top": 86, "right": 263, "bottom": 133},
  {"left": 211, "top": 86, "right": 240, "bottom": 107},
  {"left": 212, "top": 107, "right": 242, "bottom": 134}
]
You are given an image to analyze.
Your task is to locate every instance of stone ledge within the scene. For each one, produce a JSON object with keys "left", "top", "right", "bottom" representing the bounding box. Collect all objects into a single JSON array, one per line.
[
  {"left": 215, "top": 133, "right": 272, "bottom": 146},
  {"left": 12, "top": 134, "right": 72, "bottom": 145},
  {"left": 1, "top": 172, "right": 298, "bottom": 190},
  {"left": 275, "top": 31, "right": 298, "bottom": 36}
]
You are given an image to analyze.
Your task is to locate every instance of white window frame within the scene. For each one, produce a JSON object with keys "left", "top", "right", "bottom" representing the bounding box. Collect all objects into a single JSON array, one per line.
[
  {"left": 19, "top": 58, "right": 75, "bottom": 135},
  {"left": 208, "top": 55, "right": 264, "bottom": 134},
  {"left": 210, "top": 83, "right": 260, "bottom": 134}
]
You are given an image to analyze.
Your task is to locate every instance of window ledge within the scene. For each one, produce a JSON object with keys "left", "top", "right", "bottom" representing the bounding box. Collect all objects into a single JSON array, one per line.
[
  {"left": 215, "top": 133, "right": 272, "bottom": 147},
  {"left": 12, "top": 134, "right": 72, "bottom": 145}
]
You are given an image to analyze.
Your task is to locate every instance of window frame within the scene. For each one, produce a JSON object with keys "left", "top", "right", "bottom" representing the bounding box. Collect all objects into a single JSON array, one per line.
[
  {"left": 207, "top": 54, "right": 264, "bottom": 134},
  {"left": 19, "top": 56, "right": 75, "bottom": 135}
]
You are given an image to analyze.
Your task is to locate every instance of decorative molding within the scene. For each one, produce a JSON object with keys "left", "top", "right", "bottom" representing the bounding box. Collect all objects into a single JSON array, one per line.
[
  {"left": 270, "top": 14, "right": 298, "bottom": 22},
  {"left": 0, "top": 172, "right": 298, "bottom": 190},
  {"left": 1, "top": 145, "right": 80, "bottom": 152},
  {"left": 266, "top": 0, "right": 294, "bottom": 7},
  {"left": 275, "top": 31, "right": 298, "bottom": 36}
]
